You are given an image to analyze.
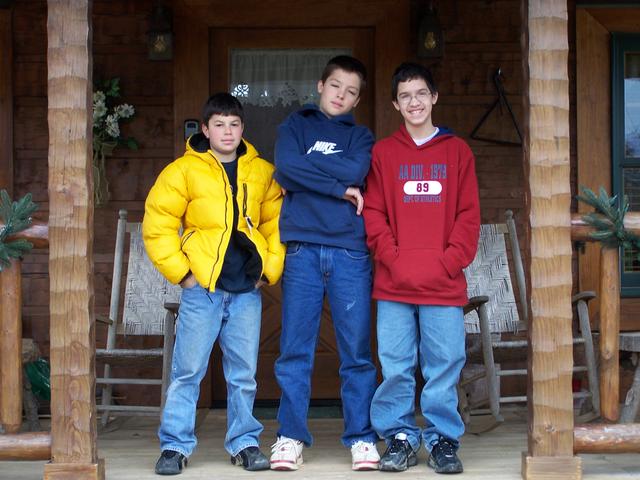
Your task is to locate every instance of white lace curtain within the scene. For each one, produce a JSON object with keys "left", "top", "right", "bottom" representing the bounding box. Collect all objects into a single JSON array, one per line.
[
  {"left": 229, "top": 48, "right": 350, "bottom": 161},
  {"left": 230, "top": 48, "right": 350, "bottom": 107}
]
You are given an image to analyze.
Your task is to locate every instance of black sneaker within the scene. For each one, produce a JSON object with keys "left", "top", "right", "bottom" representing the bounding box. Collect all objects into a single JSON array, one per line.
[
  {"left": 427, "top": 437, "right": 463, "bottom": 474},
  {"left": 231, "top": 446, "right": 270, "bottom": 471},
  {"left": 155, "top": 450, "right": 187, "bottom": 475},
  {"left": 379, "top": 436, "right": 418, "bottom": 472}
]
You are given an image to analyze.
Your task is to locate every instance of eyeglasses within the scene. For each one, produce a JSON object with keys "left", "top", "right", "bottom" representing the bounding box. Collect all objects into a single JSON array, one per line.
[{"left": 397, "top": 90, "right": 433, "bottom": 106}]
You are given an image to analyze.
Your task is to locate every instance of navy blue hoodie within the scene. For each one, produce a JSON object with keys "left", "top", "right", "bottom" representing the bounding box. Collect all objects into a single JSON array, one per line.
[{"left": 274, "top": 104, "right": 374, "bottom": 251}]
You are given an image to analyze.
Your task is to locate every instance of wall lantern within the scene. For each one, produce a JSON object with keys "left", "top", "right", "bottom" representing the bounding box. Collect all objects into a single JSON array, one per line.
[
  {"left": 147, "top": 1, "right": 173, "bottom": 61},
  {"left": 417, "top": 2, "right": 444, "bottom": 59}
]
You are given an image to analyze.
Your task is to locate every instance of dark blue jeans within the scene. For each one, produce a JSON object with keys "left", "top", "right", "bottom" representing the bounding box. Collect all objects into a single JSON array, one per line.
[{"left": 275, "top": 242, "right": 378, "bottom": 447}]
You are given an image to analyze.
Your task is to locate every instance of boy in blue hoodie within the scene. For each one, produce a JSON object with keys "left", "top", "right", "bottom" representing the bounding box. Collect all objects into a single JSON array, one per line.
[{"left": 270, "top": 55, "right": 379, "bottom": 472}]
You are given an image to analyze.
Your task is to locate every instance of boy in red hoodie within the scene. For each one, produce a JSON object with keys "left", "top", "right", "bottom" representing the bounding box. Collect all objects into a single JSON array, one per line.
[{"left": 363, "top": 62, "right": 480, "bottom": 474}]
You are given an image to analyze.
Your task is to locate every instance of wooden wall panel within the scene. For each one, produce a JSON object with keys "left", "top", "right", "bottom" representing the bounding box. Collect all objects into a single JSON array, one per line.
[
  {"left": 13, "top": 0, "right": 175, "bottom": 410},
  {"left": 427, "top": 0, "right": 526, "bottom": 230},
  {"left": 0, "top": 8, "right": 12, "bottom": 194},
  {"left": 576, "top": 9, "right": 610, "bottom": 326}
]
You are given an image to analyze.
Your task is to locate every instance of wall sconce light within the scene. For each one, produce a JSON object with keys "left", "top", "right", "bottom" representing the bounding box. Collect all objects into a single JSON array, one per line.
[
  {"left": 147, "top": 1, "right": 173, "bottom": 61},
  {"left": 417, "top": 2, "right": 444, "bottom": 59}
]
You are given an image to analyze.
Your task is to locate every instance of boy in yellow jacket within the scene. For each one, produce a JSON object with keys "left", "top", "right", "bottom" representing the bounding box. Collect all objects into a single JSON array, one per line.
[{"left": 143, "top": 93, "right": 285, "bottom": 475}]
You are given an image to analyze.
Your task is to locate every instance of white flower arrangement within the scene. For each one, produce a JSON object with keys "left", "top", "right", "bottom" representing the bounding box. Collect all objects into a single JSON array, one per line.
[{"left": 92, "top": 78, "right": 138, "bottom": 205}]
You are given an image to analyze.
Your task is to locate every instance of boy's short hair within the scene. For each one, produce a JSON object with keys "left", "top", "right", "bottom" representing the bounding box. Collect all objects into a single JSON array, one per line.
[
  {"left": 202, "top": 93, "right": 244, "bottom": 124},
  {"left": 391, "top": 62, "right": 437, "bottom": 100},
  {"left": 321, "top": 55, "right": 367, "bottom": 90}
]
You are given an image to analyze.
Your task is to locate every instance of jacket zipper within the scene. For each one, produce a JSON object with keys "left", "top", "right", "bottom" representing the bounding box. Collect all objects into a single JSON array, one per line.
[
  {"left": 207, "top": 158, "right": 230, "bottom": 291},
  {"left": 242, "top": 183, "right": 253, "bottom": 235},
  {"left": 240, "top": 181, "right": 263, "bottom": 283}
]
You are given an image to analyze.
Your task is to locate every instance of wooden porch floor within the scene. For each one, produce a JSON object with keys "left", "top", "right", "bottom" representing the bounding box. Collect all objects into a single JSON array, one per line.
[{"left": 4, "top": 408, "right": 640, "bottom": 479}]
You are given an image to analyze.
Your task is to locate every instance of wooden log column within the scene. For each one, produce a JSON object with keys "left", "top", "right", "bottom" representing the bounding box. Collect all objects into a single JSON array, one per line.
[
  {"left": 0, "top": 259, "right": 22, "bottom": 434},
  {"left": 43, "top": 1, "right": 103, "bottom": 479},
  {"left": 0, "top": 3, "right": 15, "bottom": 431},
  {"left": 522, "top": 1, "right": 581, "bottom": 478},
  {"left": 599, "top": 247, "right": 620, "bottom": 421}
]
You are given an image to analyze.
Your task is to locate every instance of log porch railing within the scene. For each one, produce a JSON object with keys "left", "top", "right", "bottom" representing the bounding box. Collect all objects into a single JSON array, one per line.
[
  {"left": 571, "top": 213, "right": 640, "bottom": 454},
  {"left": 0, "top": 222, "right": 50, "bottom": 460}
]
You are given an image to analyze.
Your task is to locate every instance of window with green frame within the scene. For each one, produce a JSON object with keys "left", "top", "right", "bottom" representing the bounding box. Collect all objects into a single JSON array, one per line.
[{"left": 613, "top": 33, "right": 640, "bottom": 296}]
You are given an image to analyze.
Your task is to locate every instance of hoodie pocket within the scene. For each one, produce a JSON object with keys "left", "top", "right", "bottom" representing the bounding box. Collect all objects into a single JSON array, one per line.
[{"left": 390, "top": 248, "right": 456, "bottom": 292}]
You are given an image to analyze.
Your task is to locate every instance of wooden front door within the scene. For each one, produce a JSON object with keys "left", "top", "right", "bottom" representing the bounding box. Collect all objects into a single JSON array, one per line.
[{"left": 208, "top": 27, "right": 374, "bottom": 403}]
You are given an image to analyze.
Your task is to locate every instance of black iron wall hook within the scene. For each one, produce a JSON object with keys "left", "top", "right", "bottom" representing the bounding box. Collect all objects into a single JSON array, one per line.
[{"left": 470, "top": 68, "right": 523, "bottom": 147}]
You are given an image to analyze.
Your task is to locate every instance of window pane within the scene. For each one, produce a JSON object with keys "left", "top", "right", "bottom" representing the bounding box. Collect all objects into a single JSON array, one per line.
[
  {"left": 623, "top": 167, "right": 640, "bottom": 210},
  {"left": 625, "top": 53, "right": 640, "bottom": 158},
  {"left": 622, "top": 167, "right": 640, "bottom": 273},
  {"left": 623, "top": 247, "right": 640, "bottom": 273}
]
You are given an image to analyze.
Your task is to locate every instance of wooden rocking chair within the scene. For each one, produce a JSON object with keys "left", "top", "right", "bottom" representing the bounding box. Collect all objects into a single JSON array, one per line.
[
  {"left": 96, "top": 209, "right": 181, "bottom": 428},
  {"left": 459, "top": 210, "right": 600, "bottom": 433}
]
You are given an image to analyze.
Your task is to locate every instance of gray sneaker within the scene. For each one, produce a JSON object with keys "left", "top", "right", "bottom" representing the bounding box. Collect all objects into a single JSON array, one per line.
[
  {"left": 427, "top": 437, "right": 463, "bottom": 474},
  {"left": 379, "top": 435, "right": 417, "bottom": 472},
  {"left": 155, "top": 450, "right": 187, "bottom": 475}
]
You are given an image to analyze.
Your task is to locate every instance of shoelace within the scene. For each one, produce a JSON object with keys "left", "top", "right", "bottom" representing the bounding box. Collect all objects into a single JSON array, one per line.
[
  {"left": 271, "top": 438, "right": 299, "bottom": 452},
  {"left": 387, "top": 438, "right": 409, "bottom": 455},
  {"left": 436, "top": 440, "right": 456, "bottom": 458},
  {"left": 351, "top": 441, "right": 371, "bottom": 452}
]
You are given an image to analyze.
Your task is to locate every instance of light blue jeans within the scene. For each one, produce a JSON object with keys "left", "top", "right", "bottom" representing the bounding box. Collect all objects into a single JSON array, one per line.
[
  {"left": 371, "top": 301, "right": 465, "bottom": 453},
  {"left": 158, "top": 284, "right": 263, "bottom": 457}
]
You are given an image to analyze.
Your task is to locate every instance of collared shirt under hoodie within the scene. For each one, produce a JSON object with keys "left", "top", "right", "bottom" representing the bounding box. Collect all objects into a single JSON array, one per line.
[
  {"left": 274, "top": 103, "right": 374, "bottom": 252},
  {"left": 363, "top": 124, "right": 481, "bottom": 306}
]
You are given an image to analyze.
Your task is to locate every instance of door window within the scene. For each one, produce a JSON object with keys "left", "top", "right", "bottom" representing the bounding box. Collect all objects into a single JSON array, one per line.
[{"left": 229, "top": 48, "right": 349, "bottom": 161}]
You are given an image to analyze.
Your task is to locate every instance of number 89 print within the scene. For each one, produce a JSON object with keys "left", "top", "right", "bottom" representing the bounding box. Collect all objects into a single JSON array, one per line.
[{"left": 402, "top": 181, "right": 442, "bottom": 195}]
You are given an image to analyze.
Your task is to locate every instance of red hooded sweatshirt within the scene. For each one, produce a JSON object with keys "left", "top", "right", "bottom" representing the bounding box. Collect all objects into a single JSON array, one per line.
[{"left": 363, "top": 125, "right": 480, "bottom": 306}]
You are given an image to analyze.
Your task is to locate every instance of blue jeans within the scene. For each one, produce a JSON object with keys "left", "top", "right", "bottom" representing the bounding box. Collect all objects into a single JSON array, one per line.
[
  {"left": 371, "top": 301, "right": 465, "bottom": 452},
  {"left": 275, "top": 242, "right": 378, "bottom": 447},
  {"left": 158, "top": 285, "right": 263, "bottom": 457}
]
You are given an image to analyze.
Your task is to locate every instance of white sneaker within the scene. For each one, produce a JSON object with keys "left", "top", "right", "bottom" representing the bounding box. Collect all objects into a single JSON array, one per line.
[
  {"left": 270, "top": 436, "right": 304, "bottom": 471},
  {"left": 351, "top": 441, "right": 380, "bottom": 471}
]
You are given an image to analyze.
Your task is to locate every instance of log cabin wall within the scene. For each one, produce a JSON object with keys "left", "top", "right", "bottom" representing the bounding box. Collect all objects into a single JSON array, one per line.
[
  {"left": 11, "top": 0, "right": 529, "bottom": 407},
  {"left": 12, "top": 0, "right": 173, "bottom": 408},
  {"left": 413, "top": 0, "right": 527, "bottom": 227},
  {"left": 409, "top": 0, "right": 530, "bottom": 328}
]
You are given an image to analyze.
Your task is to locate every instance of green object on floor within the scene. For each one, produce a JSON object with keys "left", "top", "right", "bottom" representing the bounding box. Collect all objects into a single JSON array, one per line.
[{"left": 25, "top": 358, "right": 50, "bottom": 401}]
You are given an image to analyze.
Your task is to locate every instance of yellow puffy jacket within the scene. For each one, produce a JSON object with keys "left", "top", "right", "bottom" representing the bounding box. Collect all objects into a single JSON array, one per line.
[{"left": 142, "top": 135, "right": 285, "bottom": 291}]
